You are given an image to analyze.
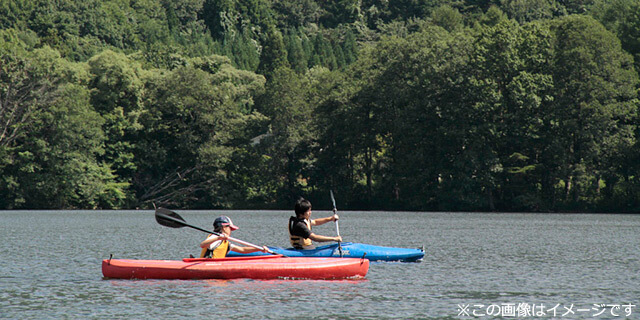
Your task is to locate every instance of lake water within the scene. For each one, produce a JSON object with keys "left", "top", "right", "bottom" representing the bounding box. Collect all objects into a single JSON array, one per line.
[{"left": 1, "top": 210, "right": 638, "bottom": 319}]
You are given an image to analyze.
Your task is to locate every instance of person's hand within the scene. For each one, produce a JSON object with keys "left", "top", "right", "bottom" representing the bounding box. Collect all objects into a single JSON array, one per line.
[
  {"left": 335, "top": 236, "right": 342, "bottom": 242},
  {"left": 219, "top": 233, "right": 228, "bottom": 240},
  {"left": 261, "top": 246, "right": 269, "bottom": 253},
  {"left": 333, "top": 213, "right": 339, "bottom": 221}
]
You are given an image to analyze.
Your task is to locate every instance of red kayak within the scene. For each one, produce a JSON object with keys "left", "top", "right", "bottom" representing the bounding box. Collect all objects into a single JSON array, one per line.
[{"left": 102, "top": 255, "right": 369, "bottom": 280}]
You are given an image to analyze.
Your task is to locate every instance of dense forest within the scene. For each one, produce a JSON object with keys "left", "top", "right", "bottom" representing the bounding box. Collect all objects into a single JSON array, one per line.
[{"left": 2, "top": 0, "right": 640, "bottom": 212}]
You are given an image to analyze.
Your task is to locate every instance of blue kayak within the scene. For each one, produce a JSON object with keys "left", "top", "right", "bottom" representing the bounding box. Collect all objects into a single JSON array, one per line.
[{"left": 227, "top": 242, "right": 424, "bottom": 262}]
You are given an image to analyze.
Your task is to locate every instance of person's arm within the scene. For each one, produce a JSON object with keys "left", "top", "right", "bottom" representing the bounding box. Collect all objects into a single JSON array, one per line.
[
  {"left": 200, "top": 233, "right": 227, "bottom": 248},
  {"left": 308, "top": 233, "right": 342, "bottom": 242},
  {"left": 231, "top": 245, "right": 269, "bottom": 253},
  {"left": 310, "top": 213, "right": 339, "bottom": 226}
]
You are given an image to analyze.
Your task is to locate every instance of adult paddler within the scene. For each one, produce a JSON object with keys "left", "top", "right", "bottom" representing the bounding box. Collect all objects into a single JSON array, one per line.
[
  {"left": 200, "top": 216, "right": 268, "bottom": 258},
  {"left": 288, "top": 198, "right": 342, "bottom": 250}
]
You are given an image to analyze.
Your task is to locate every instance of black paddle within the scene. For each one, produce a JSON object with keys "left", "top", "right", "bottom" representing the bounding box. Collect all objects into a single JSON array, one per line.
[
  {"left": 155, "top": 208, "right": 278, "bottom": 255},
  {"left": 330, "top": 190, "right": 343, "bottom": 257}
]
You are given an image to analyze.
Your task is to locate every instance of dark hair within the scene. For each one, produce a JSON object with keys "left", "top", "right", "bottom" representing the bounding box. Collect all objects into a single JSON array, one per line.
[{"left": 295, "top": 198, "right": 312, "bottom": 216}]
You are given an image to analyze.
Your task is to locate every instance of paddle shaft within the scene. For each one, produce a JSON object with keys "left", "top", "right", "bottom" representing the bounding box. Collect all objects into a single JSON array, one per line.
[
  {"left": 334, "top": 211, "right": 341, "bottom": 237},
  {"left": 330, "top": 190, "right": 343, "bottom": 257},
  {"left": 158, "top": 211, "right": 273, "bottom": 254}
]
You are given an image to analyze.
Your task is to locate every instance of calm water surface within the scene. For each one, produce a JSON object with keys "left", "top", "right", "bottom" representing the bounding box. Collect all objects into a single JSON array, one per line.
[{"left": 1, "top": 210, "right": 638, "bottom": 319}]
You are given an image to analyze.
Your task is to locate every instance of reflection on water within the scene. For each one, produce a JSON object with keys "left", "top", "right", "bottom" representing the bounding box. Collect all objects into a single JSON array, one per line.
[{"left": 1, "top": 210, "right": 639, "bottom": 319}]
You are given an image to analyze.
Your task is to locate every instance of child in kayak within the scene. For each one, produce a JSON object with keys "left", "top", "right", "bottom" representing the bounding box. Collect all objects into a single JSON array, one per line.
[
  {"left": 200, "top": 216, "right": 268, "bottom": 258},
  {"left": 288, "top": 198, "right": 342, "bottom": 249}
]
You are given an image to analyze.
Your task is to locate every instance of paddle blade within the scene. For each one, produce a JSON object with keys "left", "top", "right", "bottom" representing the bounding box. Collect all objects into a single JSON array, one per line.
[{"left": 155, "top": 208, "right": 187, "bottom": 229}]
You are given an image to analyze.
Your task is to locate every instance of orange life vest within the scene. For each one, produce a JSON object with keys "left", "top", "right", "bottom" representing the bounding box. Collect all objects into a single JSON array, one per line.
[{"left": 199, "top": 236, "right": 231, "bottom": 258}]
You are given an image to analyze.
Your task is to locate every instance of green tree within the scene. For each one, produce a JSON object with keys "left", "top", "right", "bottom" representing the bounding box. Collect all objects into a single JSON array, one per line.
[
  {"left": 19, "top": 83, "right": 126, "bottom": 209},
  {"left": 272, "top": 0, "right": 322, "bottom": 28},
  {"left": 255, "top": 67, "right": 317, "bottom": 201},
  {"left": 365, "top": 26, "right": 478, "bottom": 210},
  {"left": 544, "top": 15, "right": 638, "bottom": 209},
  {"left": 257, "top": 27, "right": 289, "bottom": 78},
  {"left": 0, "top": 41, "right": 125, "bottom": 208},
  {"left": 131, "top": 0, "right": 172, "bottom": 45},
  {"left": 136, "top": 55, "right": 265, "bottom": 208},
  {"left": 590, "top": 0, "right": 640, "bottom": 71},
  {"left": 285, "top": 28, "right": 308, "bottom": 73},
  {"left": 342, "top": 28, "right": 358, "bottom": 65},
  {"left": 431, "top": 5, "right": 464, "bottom": 31},
  {"left": 87, "top": 50, "right": 145, "bottom": 203},
  {"left": 467, "top": 19, "right": 555, "bottom": 211},
  {"left": 333, "top": 42, "right": 346, "bottom": 69},
  {"left": 310, "top": 33, "right": 336, "bottom": 69},
  {"left": 500, "top": 0, "right": 559, "bottom": 23},
  {"left": 313, "top": 67, "right": 370, "bottom": 207},
  {"left": 318, "top": 0, "right": 360, "bottom": 28},
  {"left": 0, "top": 0, "right": 35, "bottom": 29},
  {"left": 201, "top": 0, "right": 275, "bottom": 40}
]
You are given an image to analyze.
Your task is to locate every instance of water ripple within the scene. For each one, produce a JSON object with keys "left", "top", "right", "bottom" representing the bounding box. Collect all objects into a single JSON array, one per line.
[{"left": 1, "top": 211, "right": 638, "bottom": 319}]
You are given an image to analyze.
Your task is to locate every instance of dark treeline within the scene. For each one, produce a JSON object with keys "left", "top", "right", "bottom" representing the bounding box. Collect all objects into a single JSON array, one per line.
[{"left": 1, "top": 0, "right": 640, "bottom": 212}]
